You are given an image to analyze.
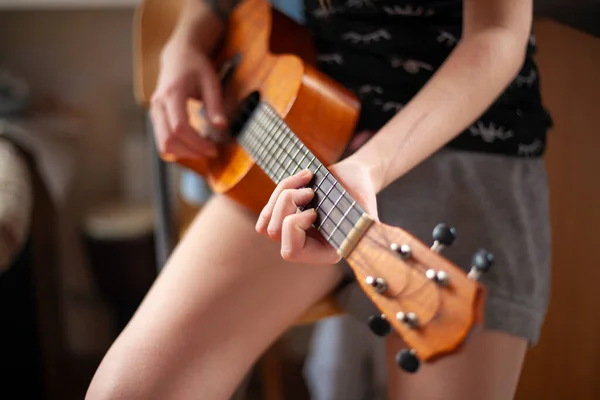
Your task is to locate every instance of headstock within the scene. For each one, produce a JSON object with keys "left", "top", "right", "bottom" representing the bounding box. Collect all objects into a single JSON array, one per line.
[{"left": 346, "top": 221, "right": 493, "bottom": 373}]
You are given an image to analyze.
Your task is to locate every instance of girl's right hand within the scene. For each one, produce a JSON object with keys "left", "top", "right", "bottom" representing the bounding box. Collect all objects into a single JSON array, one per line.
[{"left": 150, "top": 39, "right": 227, "bottom": 161}]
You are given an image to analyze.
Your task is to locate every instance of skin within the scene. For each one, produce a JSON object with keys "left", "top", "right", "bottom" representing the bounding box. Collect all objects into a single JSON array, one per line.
[{"left": 86, "top": 0, "right": 533, "bottom": 398}]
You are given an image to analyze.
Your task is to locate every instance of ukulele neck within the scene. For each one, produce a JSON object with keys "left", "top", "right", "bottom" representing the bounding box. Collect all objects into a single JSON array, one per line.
[{"left": 236, "top": 101, "right": 373, "bottom": 258}]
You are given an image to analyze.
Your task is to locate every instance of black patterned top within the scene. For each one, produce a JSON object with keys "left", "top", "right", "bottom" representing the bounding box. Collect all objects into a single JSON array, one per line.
[{"left": 303, "top": 0, "right": 552, "bottom": 157}]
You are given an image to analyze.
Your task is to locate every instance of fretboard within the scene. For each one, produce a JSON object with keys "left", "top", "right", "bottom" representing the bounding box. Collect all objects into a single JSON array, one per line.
[{"left": 236, "top": 102, "right": 367, "bottom": 253}]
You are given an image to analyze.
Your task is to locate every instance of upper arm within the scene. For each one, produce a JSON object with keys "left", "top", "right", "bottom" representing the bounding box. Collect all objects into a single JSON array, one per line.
[{"left": 463, "top": 0, "right": 533, "bottom": 42}]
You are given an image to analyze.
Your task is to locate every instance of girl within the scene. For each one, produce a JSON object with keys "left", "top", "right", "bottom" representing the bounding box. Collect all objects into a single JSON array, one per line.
[{"left": 86, "top": 0, "right": 551, "bottom": 398}]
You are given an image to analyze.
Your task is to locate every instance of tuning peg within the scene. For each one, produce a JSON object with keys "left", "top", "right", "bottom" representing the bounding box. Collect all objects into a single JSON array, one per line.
[
  {"left": 431, "top": 223, "right": 456, "bottom": 253},
  {"left": 467, "top": 249, "right": 494, "bottom": 280},
  {"left": 425, "top": 268, "right": 450, "bottom": 286},
  {"left": 368, "top": 314, "right": 392, "bottom": 337},
  {"left": 365, "top": 276, "right": 388, "bottom": 294},
  {"left": 396, "top": 311, "right": 419, "bottom": 329},
  {"left": 396, "top": 349, "right": 420, "bottom": 373},
  {"left": 390, "top": 242, "right": 412, "bottom": 260}
]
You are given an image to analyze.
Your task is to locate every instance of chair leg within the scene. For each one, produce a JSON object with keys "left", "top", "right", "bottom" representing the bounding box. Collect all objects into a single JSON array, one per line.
[
  {"left": 230, "top": 370, "right": 253, "bottom": 400},
  {"left": 258, "top": 339, "right": 286, "bottom": 400},
  {"left": 146, "top": 114, "right": 175, "bottom": 270}
]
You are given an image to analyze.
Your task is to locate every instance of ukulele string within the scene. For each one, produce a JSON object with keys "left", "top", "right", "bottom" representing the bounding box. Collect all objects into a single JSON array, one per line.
[
  {"left": 351, "top": 230, "right": 442, "bottom": 306},
  {"left": 237, "top": 102, "right": 444, "bottom": 315},
  {"left": 241, "top": 104, "right": 445, "bottom": 324},
  {"left": 239, "top": 105, "right": 360, "bottom": 247},
  {"left": 338, "top": 221, "right": 444, "bottom": 321},
  {"left": 243, "top": 105, "right": 430, "bottom": 287},
  {"left": 253, "top": 110, "right": 436, "bottom": 296},
  {"left": 242, "top": 104, "right": 362, "bottom": 246},
  {"left": 263, "top": 109, "right": 444, "bottom": 311},
  {"left": 238, "top": 103, "right": 413, "bottom": 282}
]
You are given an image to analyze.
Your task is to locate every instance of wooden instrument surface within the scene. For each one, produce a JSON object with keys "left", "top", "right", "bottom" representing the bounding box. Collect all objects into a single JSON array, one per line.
[{"left": 174, "top": 0, "right": 360, "bottom": 215}]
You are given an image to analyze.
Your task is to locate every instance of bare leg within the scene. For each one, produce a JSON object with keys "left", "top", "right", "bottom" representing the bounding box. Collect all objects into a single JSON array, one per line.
[
  {"left": 86, "top": 194, "right": 343, "bottom": 400},
  {"left": 387, "top": 330, "right": 527, "bottom": 400}
]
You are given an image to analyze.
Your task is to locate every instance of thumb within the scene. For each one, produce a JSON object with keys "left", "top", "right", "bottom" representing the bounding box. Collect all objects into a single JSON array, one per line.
[{"left": 197, "top": 60, "right": 228, "bottom": 129}]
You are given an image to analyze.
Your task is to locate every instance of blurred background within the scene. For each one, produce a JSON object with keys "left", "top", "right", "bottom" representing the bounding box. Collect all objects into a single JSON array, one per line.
[{"left": 0, "top": 0, "right": 599, "bottom": 399}]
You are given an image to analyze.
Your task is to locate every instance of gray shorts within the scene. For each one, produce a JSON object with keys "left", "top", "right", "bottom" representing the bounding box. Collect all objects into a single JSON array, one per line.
[{"left": 335, "top": 148, "right": 551, "bottom": 345}]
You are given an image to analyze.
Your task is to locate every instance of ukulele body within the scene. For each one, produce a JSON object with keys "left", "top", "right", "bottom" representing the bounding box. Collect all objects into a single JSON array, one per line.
[{"left": 178, "top": 0, "right": 361, "bottom": 215}]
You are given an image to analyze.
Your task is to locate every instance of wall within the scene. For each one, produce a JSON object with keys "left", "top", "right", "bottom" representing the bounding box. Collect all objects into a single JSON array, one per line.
[
  {"left": 0, "top": 9, "right": 146, "bottom": 355},
  {"left": 516, "top": 18, "right": 600, "bottom": 400}
]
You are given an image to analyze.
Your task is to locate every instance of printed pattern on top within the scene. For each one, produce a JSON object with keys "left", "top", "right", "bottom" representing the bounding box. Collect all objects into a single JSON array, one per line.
[{"left": 303, "top": 0, "right": 552, "bottom": 157}]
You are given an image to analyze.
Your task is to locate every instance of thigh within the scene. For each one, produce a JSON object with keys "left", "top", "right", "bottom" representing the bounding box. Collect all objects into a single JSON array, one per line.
[
  {"left": 86, "top": 194, "right": 343, "bottom": 400},
  {"left": 386, "top": 330, "right": 527, "bottom": 400}
]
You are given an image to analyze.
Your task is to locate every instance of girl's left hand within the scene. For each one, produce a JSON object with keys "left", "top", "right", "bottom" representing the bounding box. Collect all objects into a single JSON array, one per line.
[{"left": 255, "top": 158, "right": 379, "bottom": 265}]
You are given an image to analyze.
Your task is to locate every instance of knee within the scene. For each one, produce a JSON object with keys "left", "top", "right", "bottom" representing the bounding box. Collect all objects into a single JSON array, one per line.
[
  {"left": 85, "top": 362, "right": 131, "bottom": 400},
  {"left": 85, "top": 339, "right": 227, "bottom": 400},
  {"left": 85, "top": 374, "right": 123, "bottom": 400},
  {"left": 85, "top": 345, "right": 156, "bottom": 400}
]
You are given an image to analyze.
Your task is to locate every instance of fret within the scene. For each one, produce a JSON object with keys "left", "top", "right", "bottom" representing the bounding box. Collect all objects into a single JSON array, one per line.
[
  {"left": 261, "top": 106, "right": 292, "bottom": 182},
  {"left": 314, "top": 170, "right": 331, "bottom": 199},
  {"left": 246, "top": 109, "right": 273, "bottom": 163},
  {"left": 268, "top": 122, "right": 293, "bottom": 180},
  {"left": 288, "top": 138, "right": 303, "bottom": 175},
  {"left": 274, "top": 133, "right": 296, "bottom": 183},
  {"left": 238, "top": 113, "right": 263, "bottom": 158},
  {"left": 257, "top": 112, "right": 285, "bottom": 179},
  {"left": 293, "top": 149, "right": 310, "bottom": 175},
  {"left": 282, "top": 135, "right": 300, "bottom": 178},
  {"left": 240, "top": 110, "right": 273, "bottom": 178},
  {"left": 316, "top": 185, "right": 341, "bottom": 233},
  {"left": 327, "top": 198, "right": 353, "bottom": 242},
  {"left": 236, "top": 102, "right": 367, "bottom": 252},
  {"left": 253, "top": 108, "right": 277, "bottom": 159},
  {"left": 315, "top": 176, "right": 337, "bottom": 228},
  {"left": 255, "top": 112, "right": 278, "bottom": 169},
  {"left": 262, "top": 118, "right": 284, "bottom": 178},
  {"left": 244, "top": 106, "right": 293, "bottom": 182},
  {"left": 305, "top": 153, "right": 316, "bottom": 171},
  {"left": 272, "top": 123, "right": 307, "bottom": 183},
  {"left": 311, "top": 162, "right": 322, "bottom": 176}
]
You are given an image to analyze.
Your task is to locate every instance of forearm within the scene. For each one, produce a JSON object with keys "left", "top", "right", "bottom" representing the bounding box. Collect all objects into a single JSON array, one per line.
[
  {"left": 169, "top": 0, "right": 236, "bottom": 53},
  {"left": 350, "top": 28, "right": 528, "bottom": 193}
]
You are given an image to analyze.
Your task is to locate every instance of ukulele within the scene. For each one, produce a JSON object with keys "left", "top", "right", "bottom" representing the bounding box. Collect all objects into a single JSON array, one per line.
[{"left": 164, "top": 0, "right": 492, "bottom": 373}]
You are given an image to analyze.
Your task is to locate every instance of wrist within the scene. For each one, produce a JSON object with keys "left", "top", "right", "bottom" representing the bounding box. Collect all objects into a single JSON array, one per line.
[
  {"left": 171, "top": 0, "right": 226, "bottom": 54},
  {"left": 341, "top": 149, "right": 386, "bottom": 194}
]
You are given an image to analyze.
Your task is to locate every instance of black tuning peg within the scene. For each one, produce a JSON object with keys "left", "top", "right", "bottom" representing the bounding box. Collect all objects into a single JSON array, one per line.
[
  {"left": 431, "top": 223, "right": 456, "bottom": 253},
  {"left": 396, "top": 349, "right": 420, "bottom": 373},
  {"left": 367, "top": 314, "right": 392, "bottom": 337},
  {"left": 467, "top": 249, "right": 494, "bottom": 280}
]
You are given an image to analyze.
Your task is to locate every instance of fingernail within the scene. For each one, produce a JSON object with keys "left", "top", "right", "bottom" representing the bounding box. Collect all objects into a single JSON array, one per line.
[
  {"left": 299, "top": 169, "right": 311, "bottom": 177},
  {"left": 301, "top": 187, "right": 314, "bottom": 195},
  {"left": 212, "top": 115, "right": 227, "bottom": 126}
]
